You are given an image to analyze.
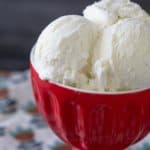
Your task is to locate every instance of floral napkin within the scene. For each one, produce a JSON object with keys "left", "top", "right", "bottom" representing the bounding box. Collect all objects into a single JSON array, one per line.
[{"left": 0, "top": 70, "right": 149, "bottom": 150}]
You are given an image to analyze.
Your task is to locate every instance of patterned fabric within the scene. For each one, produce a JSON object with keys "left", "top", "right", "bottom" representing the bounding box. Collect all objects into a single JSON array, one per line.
[{"left": 0, "top": 70, "right": 149, "bottom": 150}]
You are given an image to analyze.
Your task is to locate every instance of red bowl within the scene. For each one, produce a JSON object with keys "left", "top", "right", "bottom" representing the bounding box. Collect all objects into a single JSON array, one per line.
[{"left": 30, "top": 64, "right": 150, "bottom": 150}]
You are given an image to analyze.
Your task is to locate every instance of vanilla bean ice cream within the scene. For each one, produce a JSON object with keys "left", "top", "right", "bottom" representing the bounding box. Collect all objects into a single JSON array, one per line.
[{"left": 32, "top": 0, "right": 150, "bottom": 92}]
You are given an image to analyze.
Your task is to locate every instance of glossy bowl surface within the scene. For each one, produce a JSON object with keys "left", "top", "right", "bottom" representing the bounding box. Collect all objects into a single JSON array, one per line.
[{"left": 30, "top": 64, "right": 150, "bottom": 150}]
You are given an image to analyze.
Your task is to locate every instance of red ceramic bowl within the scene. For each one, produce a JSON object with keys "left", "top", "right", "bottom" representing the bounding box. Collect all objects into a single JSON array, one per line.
[{"left": 30, "top": 64, "right": 150, "bottom": 150}]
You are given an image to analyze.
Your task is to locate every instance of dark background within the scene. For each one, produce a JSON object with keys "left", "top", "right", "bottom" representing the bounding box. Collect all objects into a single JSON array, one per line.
[{"left": 0, "top": 0, "right": 149, "bottom": 70}]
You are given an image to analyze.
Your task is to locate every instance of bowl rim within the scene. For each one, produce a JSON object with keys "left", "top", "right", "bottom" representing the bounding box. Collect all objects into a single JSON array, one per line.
[{"left": 30, "top": 47, "right": 149, "bottom": 95}]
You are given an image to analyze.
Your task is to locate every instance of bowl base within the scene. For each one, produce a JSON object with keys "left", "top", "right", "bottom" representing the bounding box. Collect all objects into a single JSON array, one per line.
[
  {"left": 72, "top": 146, "right": 123, "bottom": 150},
  {"left": 72, "top": 147, "right": 79, "bottom": 150}
]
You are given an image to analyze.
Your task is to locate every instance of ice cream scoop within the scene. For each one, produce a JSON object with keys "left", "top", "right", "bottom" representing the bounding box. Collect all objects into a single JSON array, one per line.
[
  {"left": 106, "top": 19, "right": 150, "bottom": 90},
  {"left": 83, "top": 0, "right": 149, "bottom": 28},
  {"left": 34, "top": 15, "right": 98, "bottom": 89},
  {"left": 83, "top": 0, "right": 150, "bottom": 92}
]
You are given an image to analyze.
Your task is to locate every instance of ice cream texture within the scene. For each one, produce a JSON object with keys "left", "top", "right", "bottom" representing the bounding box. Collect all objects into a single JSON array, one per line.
[{"left": 33, "top": 0, "right": 150, "bottom": 92}]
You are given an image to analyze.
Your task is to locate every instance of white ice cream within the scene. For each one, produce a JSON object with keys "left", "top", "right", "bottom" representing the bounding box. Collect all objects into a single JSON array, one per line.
[
  {"left": 83, "top": 0, "right": 149, "bottom": 28},
  {"left": 33, "top": 0, "right": 150, "bottom": 92},
  {"left": 95, "top": 19, "right": 150, "bottom": 91},
  {"left": 83, "top": 0, "right": 150, "bottom": 91},
  {"left": 33, "top": 15, "right": 98, "bottom": 89}
]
